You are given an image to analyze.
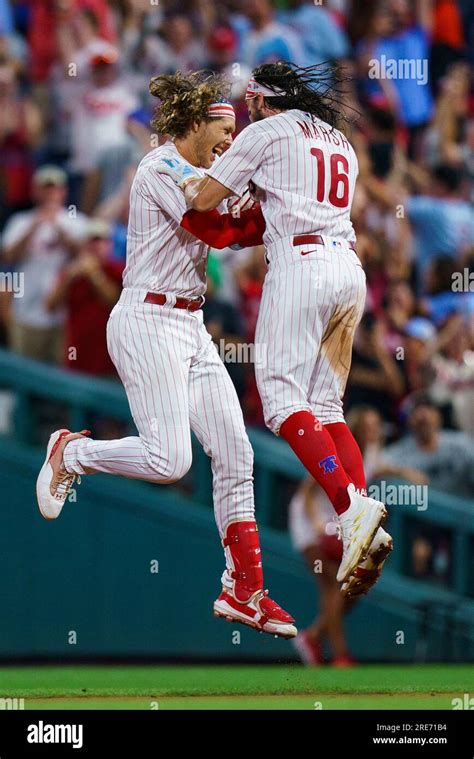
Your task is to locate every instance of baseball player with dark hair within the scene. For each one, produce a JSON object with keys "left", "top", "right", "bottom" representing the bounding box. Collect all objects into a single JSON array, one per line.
[
  {"left": 158, "top": 62, "right": 393, "bottom": 589},
  {"left": 36, "top": 71, "right": 296, "bottom": 639}
]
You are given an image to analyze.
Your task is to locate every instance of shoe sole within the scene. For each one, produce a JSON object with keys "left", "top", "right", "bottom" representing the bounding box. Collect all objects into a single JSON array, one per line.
[
  {"left": 36, "top": 429, "right": 69, "bottom": 520},
  {"left": 342, "top": 537, "right": 393, "bottom": 598},
  {"left": 337, "top": 503, "right": 387, "bottom": 583},
  {"left": 213, "top": 602, "right": 297, "bottom": 640}
]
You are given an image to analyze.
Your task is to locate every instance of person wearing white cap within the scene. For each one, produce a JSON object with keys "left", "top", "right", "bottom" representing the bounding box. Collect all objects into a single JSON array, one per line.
[
  {"left": 1, "top": 165, "right": 87, "bottom": 363},
  {"left": 57, "top": 45, "right": 138, "bottom": 211}
]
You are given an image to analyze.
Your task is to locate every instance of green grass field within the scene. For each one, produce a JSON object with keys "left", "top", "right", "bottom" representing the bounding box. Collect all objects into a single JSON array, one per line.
[{"left": 1, "top": 664, "right": 472, "bottom": 710}]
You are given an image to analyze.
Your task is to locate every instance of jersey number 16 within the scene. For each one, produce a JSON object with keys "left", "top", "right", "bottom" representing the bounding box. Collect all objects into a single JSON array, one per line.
[{"left": 310, "top": 148, "right": 349, "bottom": 208}]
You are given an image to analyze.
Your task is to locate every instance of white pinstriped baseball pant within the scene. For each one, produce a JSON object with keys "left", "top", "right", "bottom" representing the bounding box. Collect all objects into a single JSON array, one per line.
[
  {"left": 63, "top": 288, "right": 255, "bottom": 536},
  {"left": 255, "top": 237, "right": 366, "bottom": 435}
]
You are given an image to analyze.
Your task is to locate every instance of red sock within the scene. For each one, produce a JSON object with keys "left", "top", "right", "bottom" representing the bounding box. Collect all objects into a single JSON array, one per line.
[
  {"left": 279, "top": 411, "right": 351, "bottom": 514},
  {"left": 325, "top": 422, "right": 367, "bottom": 494}
]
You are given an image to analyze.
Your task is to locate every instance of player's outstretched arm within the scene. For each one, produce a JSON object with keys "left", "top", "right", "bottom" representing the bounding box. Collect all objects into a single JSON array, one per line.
[
  {"left": 183, "top": 176, "right": 233, "bottom": 212},
  {"left": 181, "top": 206, "right": 265, "bottom": 249},
  {"left": 156, "top": 156, "right": 201, "bottom": 188},
  {"left": 156, "top": 156, "right": 232, "bottom": 211}
]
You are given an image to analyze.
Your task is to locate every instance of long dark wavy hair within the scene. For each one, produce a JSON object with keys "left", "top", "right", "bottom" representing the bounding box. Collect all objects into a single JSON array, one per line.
[{"left": 251, "top": 61, "right": 356, "bottom": 129}]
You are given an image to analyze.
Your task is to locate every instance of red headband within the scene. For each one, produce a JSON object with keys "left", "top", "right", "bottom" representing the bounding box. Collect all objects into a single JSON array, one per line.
[{"left": 208, "top": 102, "right": 236, "bottom": 119}]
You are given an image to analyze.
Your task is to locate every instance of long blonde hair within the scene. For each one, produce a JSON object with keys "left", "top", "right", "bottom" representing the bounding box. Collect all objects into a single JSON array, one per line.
[{"left": 149, "top": 70, "right": 231, "bottom": 138}]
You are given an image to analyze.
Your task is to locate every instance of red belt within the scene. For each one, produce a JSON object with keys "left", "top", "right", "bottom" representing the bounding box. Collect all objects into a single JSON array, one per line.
[
  {"left": 144, "top": 292, "right": 204, "bottom": 311},
  {"left": 293, "top": 234, "right": 357, "bottom": 252}
]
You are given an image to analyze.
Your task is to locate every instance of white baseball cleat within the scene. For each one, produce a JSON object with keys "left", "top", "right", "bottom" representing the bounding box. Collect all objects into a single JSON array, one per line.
[
  {"left": 36, "top": 428, "right": 90, "bottom": 520},
  {"left": 336, "top": 484, "right": 387, "bottom": 583},
  {"left": 341, "top": 527, "right": 393, "bottom": 598}
]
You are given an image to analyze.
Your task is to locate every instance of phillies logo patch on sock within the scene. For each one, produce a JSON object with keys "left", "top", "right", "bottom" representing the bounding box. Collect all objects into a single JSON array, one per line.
[{"left": 319, "top": 455, "right": 338, "bottom": 473}]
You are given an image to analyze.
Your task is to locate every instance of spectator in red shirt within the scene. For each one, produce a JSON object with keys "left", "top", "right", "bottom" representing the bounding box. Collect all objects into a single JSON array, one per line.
[{"left": 46, "top": 218, "right": 123, "bottom": 377}]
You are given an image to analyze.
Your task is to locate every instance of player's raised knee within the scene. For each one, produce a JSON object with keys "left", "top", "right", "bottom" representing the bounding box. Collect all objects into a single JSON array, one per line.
[{"left": 146, "top": 447, "right": 193, "bottom": 484}]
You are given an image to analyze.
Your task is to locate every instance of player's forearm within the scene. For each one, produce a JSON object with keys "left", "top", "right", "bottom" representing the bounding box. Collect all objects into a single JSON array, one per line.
[
  {"left": 185, "top": 180, "right": 212, "bottom": 211},
  {"left": 184, "top": 177, "right": 231, "bottom": 212},
  {"left": 157, "top": 157, "right": 231, "bottom": 210}
]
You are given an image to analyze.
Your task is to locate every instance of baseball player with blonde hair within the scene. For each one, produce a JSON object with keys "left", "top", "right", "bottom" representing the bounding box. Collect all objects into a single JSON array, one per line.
[
  {"left": 36, "top": 71, "right": 296, "bottom": 639},
  {"left": 158, "top": 62, "right": 392, "bottom": 589}
]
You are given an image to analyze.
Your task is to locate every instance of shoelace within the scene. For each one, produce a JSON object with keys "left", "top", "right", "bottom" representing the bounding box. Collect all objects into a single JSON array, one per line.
[
  {"left": 335, "top": 514, "right": 362, "bottom": 544},
  {"left": 335, "top": 517, "right": 353, "bottom": 542},
  {"left": 53, "top": 471, "right": 81, "bottom": 501}
]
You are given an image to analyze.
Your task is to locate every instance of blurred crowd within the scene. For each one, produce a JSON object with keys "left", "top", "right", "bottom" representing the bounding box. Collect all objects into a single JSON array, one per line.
[{"left": 0, "top": 0, "right": 473, "bottom": 518}]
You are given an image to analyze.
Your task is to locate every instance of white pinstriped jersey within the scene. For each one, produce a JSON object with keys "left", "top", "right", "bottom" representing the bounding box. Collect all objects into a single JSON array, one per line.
[
  {"left": 207, "top": 109, "right": 358, "bottom": 246},
  {"left": 64, "top": 145, "right": 257, "bottom": 542},
  {"left": 123, "top": 142, "right": 208, "bottom": 297}
]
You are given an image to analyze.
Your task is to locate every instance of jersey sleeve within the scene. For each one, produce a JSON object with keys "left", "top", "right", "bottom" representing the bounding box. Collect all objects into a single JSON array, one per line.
[
  {"left": 139, "top": 167, "right": 187, "bottom": 224},
  {"left": 206, "top": 125, "right": 271, "bottom": 195},
  {"left": 181, "top": 206, "right": 265, "bottom": 249}
]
